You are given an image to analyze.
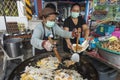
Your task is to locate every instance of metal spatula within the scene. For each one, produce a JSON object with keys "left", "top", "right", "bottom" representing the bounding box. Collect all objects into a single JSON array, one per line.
[{"left": 48, "top": 37, "right": 62, "bottom": 62}]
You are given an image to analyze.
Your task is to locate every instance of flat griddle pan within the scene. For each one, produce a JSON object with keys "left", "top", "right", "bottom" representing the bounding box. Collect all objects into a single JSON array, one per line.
[{"left": 8, "top": 53, "right": 99, "bottom": 80}]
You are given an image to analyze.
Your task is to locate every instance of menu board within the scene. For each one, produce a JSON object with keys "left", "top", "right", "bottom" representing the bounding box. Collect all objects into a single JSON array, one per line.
[{"left": 91, "top": 0, "right": 120, "bottom": 21}]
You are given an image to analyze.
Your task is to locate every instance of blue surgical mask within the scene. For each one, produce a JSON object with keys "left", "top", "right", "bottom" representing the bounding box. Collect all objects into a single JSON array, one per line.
[
  {"left": 45, "top": 20, "right": 55, "bottom": 28},
  {"left": 71, "top": 12, "right": 79, "bottom": 18}
]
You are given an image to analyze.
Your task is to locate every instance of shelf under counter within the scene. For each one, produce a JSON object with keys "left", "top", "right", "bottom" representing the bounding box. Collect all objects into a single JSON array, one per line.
[{"left": 5, "top": 34, "right": 32, "bottom": 42}]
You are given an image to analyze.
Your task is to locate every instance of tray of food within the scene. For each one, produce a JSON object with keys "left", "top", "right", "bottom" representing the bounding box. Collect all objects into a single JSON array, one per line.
[
  {"left": 8, "top": 53, "right": 98, "bottom": 80},
  {"left": 96, "top": 39, "right": 120, "bottom": 66},
  {"left": 97, "top": 39, "right": 120, "bottom": 54}
]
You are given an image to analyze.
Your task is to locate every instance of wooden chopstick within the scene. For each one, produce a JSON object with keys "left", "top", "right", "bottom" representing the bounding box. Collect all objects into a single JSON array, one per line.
[{"left": 76, "top": 32, "right": 79, "bottom": 52}]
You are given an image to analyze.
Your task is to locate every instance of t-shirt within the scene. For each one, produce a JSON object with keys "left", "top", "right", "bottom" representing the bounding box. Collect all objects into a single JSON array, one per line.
[
  {"left": 63, "top": 16, "right": 86, "bottom": 31},
  {"left": 63, "top": 16, "right": 86, "bottom": 52}
]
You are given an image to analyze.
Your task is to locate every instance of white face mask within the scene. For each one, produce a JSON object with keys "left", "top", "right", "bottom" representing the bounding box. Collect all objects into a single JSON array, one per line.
[
  {"left": 45, "top": 20, "right": 55, "bottom": 28},
  {"left": 71, "top": 12, "right": 79, "bottom": 18}
]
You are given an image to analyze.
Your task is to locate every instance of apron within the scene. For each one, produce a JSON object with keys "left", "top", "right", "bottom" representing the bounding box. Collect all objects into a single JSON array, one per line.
[{"left": 35, "top": 23, "right": 55, "bottom": 55}]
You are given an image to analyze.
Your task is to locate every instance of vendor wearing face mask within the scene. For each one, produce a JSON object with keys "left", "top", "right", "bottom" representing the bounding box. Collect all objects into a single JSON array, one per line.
[
  {"left": 31, "top": 8, "right": 78, "bottom": 54},
  {"left": 63, "top": 3, "right": 89, "bottom": 53}
]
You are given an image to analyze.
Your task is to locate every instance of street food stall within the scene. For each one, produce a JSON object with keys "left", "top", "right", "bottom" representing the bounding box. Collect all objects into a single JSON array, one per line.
[{"left": 0, "top": 0, "right": 120, "bottom": 80}]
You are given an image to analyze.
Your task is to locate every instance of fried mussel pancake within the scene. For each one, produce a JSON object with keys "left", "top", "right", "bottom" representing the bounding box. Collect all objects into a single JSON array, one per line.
[{"left": 20, "top": 56, "right": 86, "bottom": 80}]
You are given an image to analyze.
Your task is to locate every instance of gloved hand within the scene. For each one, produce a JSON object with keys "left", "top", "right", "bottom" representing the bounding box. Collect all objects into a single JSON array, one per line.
[{"left": 42, "top": 40, "right": 53, "bottom": 51}]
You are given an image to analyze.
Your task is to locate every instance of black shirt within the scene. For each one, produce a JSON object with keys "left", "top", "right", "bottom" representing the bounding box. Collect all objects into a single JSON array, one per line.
[
  {"left": 63, "top": 16, "right": 86, "bottom": 31},
  {"left": 63, "top": 16, "right": 86, "bottom": 52}
]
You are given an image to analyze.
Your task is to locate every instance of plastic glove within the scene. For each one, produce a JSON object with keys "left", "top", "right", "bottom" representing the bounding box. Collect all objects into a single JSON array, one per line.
[{"left": 42, "top": 40, "right": 53, "bottom": 51}]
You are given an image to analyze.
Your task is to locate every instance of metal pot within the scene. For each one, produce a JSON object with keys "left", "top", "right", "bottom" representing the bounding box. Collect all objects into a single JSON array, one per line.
[
  {"left": 8, "top": 53, "right": 98, "bottom": 80},
  {"left": 4, "top": 38, "right": 23, "bottom": 58}
]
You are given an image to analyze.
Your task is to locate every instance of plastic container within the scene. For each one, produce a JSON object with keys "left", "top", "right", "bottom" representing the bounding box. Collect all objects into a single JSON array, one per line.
[
  {"left": 97, "top": 42, "right": 120, "bottom": 55},
  {"left": 96, "top": 42, "right": 120, "bottom": 66},
  {"left": 79, "top": 38, "right": 85, "bottom": 44},
  {"left": 4, "top": 38, "right": 23, "bottom": 58},
  {"left": 90, "top": 38, "right": 99, "bottom": 48},
  {"left": 96, "top": 24, "right": 115, "bottom": 36},
  {"left": 79, "top": 38, "right": 98, "bottom": 49}
]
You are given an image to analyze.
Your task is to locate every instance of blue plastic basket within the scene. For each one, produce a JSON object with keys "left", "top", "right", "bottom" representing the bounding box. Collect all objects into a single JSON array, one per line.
[
  {"left": 96, "top": 24, "right": 115, "bottom": 36},
  {"left": 79, "top": 38, "right": 85, "bottom": 44},
  {"left": 79, "top": 38, "right": 98, "bottom": 49}
]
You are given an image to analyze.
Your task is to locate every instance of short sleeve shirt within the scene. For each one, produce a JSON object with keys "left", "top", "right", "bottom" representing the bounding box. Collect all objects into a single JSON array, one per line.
[{"left": 63, "top": 16, "right": 86, "bottom": 31}]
